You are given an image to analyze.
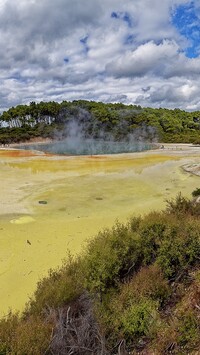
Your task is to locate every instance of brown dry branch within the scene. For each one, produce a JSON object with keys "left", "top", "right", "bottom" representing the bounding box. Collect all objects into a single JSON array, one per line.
[{"left": 47, "top": 292, "right": 109, "bottom": 355}]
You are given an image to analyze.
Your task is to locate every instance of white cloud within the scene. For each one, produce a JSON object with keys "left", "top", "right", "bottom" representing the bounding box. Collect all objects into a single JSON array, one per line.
[
  {"left": 106, "top": 40, "right": 179, "bottom": 77},
  {"left": 1, "top": 0, "right": 200, "bottom": 111}
]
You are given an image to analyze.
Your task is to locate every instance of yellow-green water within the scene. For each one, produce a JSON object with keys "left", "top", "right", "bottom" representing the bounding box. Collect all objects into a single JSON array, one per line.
[{"left": 0, "top": 149, "right": 199, "bottom": 316}]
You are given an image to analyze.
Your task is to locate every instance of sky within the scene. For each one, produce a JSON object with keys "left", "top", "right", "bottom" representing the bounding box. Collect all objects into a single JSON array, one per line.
[{"left": 1, "top": 0, "right": 200, "bottom": 112}]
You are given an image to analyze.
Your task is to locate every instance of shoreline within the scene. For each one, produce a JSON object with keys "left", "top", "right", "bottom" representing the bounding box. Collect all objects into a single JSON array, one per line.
[
  {"left": 5, "top": 140, "right": 200, "bottom": 158},
  {"left": 10, "top": 137, "right": 53, "bottom": 147},
  {"left": 8, "top": 138, "right": 199, "bottom": 150}
]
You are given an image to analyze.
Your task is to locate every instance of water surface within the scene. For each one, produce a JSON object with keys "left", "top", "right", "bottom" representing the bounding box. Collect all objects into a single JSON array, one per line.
[{"left": 19, "top": 139, "right": 153, "bottom": 155}]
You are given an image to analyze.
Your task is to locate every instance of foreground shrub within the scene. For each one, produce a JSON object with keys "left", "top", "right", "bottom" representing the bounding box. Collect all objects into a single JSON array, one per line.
[
  {"left": 0, "top": 314, "right": 52, "bottom": 355},
  {"left": 83, "top": 222, "right": 142, "bottom": 295},
  {"left": 139, "top": 212, "right": 168, "bottom": 264},
  {"left": 0, "top": 313, "right": 19, "bottom": 354},
  {"left": 166, "top": 192, "right": 200, "bottom": 216},
  {"left": 119, "top": 265, "right": 171, "bottom": 308},
  {"left": 176, "top": 275, "right": 200, "bottom": 351},
  {"left": 97, "top": 266, "right": 169, "bottom": 349},
  {"left": 192, "top": 187, "right": 200, "bottom": 197},
  {"left": 10, "top": 316, "right": 53, "bottom": 355},
  {"left": 157, "top": 220, "right": 200, "bottom": 278},
  {"left": 177, "top": 310, "right": 199, "bottom": 350},
  {"left": 28, "top": 254, "right": 84, "bottom": 314},
  {"left": 49, "top": 292, "right": 108, "bottom": 355},
  {"left": 153, "top": 271, "right": 200, "bottom": 354},
  {"left": 121, "top": 298, "right": 159, "bottom": 343}
]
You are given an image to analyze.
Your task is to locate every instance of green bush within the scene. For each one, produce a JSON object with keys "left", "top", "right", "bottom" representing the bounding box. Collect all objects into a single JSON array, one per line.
[
  {"left": 27, "top": 254, "right": 83, "bottom": 314},
  {"left": 166, "top": 192, "right": 200, "bottom": 216},
  {"left": 157, "top": 221, "right": 200, "bottom": 278},
  {"left": 192, "top": 187, "right": 200, "bottom": 197},
  {"left": 121, "top": 298, "right": 158, "bottom": 341},
  {"left": 177, "top": 311, "right": 200, "bottom": 349},
  {"left": 166, "top": 193, "right": 193, "bottom": 214},
  {"left": 96, "top": 265, "right": 169, "bottom": 349},
  {"left": 83, "top": 222, "right": 142, "bottom": 294},
  {"left": 118, "top": 265, "right": 171, "bottom": 308},
  {"left": 139, "top": 213, "right": 167, "bottom": 264}
]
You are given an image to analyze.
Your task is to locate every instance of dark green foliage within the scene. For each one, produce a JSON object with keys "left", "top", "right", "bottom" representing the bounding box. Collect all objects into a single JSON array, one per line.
[
  {"left": 139, "top": 213, "right": 167, "bottom": 264},
  {"left": 1, "top": 100, "right": 200, "bottom": 143},
  {"left": 83, "top": 222, "right": 142, "bottom": 294},
  {"left": 157, "top": 222, "right": 200, "bottom": 278},
  {"left": 192, "top": 187, "right": 200, "bottom": 197},
  {"left": 97, "top": 265, "right": 170, "bottom": 349}
]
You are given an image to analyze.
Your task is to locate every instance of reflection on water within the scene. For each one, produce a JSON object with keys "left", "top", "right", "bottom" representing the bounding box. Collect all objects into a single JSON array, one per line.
[{"left": 0, "top": 149, "right": 199, "bottom": 316}]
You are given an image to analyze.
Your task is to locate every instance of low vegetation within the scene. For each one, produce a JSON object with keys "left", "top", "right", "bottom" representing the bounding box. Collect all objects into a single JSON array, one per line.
[
  {"left": 0, "top": 193, "right": 200, "bottom": 354},
  {"left": 1, "top": 100, "right": 200, "bottom": 144}
]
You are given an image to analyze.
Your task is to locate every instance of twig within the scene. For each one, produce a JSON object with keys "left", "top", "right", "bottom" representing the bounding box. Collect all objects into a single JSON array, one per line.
[
  {"left": 66, "top": 306, "right": 71, "bottom": 324},
  {"left": 123, "top": 262, "right": 135, "bottom": 277}
]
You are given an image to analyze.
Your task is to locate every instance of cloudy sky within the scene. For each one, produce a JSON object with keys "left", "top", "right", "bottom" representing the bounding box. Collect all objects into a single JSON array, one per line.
[{"left": 1, "top": 0, "right": 200, "bottom": 111}]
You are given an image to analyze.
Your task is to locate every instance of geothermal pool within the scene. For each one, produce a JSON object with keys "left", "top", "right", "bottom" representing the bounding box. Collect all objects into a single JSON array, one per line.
[
  {"left": 0, "top": 145, "right": 200, "bottom": 316},
  {"left": 19, "top": 139, "right": 153, "bottom": 155}
]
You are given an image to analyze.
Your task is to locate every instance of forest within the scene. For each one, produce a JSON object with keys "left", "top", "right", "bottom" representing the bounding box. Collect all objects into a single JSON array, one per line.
[
  {"left": 0, "top": 100, "right": 200, "bottom": 144},
  {"left": 0, "top": 193, "right": 200, "bottom": 354}
]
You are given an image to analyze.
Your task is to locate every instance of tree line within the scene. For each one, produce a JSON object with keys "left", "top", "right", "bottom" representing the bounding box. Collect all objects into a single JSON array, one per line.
[{"left": 0, "top": 100, "right": 200, "bottom": 144}]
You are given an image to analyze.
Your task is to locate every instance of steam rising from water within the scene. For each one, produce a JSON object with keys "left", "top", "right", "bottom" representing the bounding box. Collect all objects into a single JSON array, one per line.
[
  {"left": 19, "top": 118, "right": 157, "bottom": 155},
  {"left": 20, "top": 139, "right": 153, "bottom": 155}
]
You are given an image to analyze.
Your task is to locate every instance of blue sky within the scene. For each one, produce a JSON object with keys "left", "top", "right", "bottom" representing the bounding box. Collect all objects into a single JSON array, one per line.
[
  {"left": 172, "top": 1, "right": 200, "bottom": 58},
  {"left": 0, "top": 0, "right": 200, "bottom": 111}
]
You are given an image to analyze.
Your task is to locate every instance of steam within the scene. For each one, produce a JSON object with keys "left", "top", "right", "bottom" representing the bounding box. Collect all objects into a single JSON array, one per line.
[{"left": 20, "top": 107, "right": 158, "bottom": 155}]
